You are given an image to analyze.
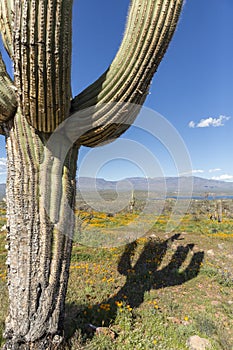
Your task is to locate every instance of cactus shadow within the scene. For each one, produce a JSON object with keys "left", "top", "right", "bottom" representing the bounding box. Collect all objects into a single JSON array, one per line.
[{"left": 64, "top": 233, "right": 204, "bottom": 341}]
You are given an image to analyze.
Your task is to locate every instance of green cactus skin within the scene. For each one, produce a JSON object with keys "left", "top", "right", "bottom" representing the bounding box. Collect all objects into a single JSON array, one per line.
[
  {"left": 10, "top": 0, "right": 73, "bottom": 132},
  {"left": 0, "top": 1, "right": 184, "bottom": 348},
  {"left": 4, "top": 113, "right": 78, "bottom": 348},
  {"left": 0, "top": 53, "right": 17, "bottom": 127},
  {"left": 0, "top": 0, "right": 14, "bottom": 56}
]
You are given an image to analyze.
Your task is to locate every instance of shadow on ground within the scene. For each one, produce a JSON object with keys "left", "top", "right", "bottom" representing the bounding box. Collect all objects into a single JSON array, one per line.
[{"left": 64, "top": 234, "right": 204, "bottom": 340}]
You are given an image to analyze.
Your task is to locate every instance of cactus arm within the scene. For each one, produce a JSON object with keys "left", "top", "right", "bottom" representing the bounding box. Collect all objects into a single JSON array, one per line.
[
  {"left": 71, "top": 0, "right": 183, "bottom": 147},
  {"left": 12, "top": 0, "right": 73, "bottom": 132},
  {"left": 0, "top": 52, "right": 17, "bottom": 130},
  {"left": 0, "top": 0, "right": 14, "bottom": 57}
]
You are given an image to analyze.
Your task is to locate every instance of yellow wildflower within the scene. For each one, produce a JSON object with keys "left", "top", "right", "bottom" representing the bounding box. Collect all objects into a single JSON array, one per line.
[
  {"left": 126, "top": 305, "right": 132, "bottom": 311},
  {"left": 107, "top": 277, "right": 115, "bottom": 283},
  {"left": 115, "top": 301, "right": 123, "bottom": 307}
]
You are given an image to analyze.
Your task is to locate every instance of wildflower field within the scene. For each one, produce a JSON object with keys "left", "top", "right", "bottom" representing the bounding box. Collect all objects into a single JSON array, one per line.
[{"left": 0, "top": 197, "right": 233, "bottom": 349}]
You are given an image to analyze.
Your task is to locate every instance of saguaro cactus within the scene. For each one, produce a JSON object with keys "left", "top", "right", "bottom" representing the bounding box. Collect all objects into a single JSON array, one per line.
[{"left": 0, "top": 0, "right": 184, "bottom": 348}]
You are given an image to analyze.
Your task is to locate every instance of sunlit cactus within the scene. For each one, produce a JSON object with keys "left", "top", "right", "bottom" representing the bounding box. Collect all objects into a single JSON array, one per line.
[
  {"left": 0, "top": 53, "right": 17, "bottom": 127},
  {"left": 0, "top": 1, "right": 184, "bottom": 348}
]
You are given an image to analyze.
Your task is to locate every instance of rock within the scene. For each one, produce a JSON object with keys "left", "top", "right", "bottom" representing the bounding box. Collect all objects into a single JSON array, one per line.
[
  {"left": 207, "top": 249, "right": 214, "bottom": 256},
  {"left": 218, "top": 243, "right": 224, "bottom": 250},
  {"left": 0, "top": 224, "right": 6, "bottom": 232},
  {"left": 182, "top": 320, "right": 192, "bottom": 326},
  {"left": 187, "top": 335, "right": 211, "bottom": 350}
]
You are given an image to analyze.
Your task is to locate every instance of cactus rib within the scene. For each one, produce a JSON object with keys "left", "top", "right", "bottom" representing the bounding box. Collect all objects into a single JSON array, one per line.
[
  {"left": 12, "top": 0, "right": 73, "bottom": 132},
  {"left": 0, "top": 52, "right": 17, "bottom": 127},
  {"left": 0, "top": 0, "right": 14, "bottom": 56}
]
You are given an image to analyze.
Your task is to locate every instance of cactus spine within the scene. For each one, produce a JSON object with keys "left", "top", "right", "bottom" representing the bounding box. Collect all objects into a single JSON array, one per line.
[{"left": 0, "top": 1, "right": 184, "bottom": 348}]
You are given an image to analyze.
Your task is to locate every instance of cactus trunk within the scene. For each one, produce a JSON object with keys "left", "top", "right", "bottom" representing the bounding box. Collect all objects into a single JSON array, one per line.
[{"left": 3, "top": 115, "right": 77, "bottom": 349}]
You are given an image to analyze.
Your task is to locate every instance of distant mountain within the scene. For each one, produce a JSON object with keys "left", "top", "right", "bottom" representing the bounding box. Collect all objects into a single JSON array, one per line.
[
  {"left": 0, "top": 184, "right": 6, "bottom": 201},
  {"left": 77, "top": 176, "right": 233, "bottom": 195},
  {"left": 1, "top": 177, "right": 233, "bottom": 201}
]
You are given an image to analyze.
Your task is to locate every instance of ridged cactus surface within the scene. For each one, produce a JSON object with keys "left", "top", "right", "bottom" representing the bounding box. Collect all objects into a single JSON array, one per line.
[{"left": 0, "top": 52, "right": 17, "bottom": 126}]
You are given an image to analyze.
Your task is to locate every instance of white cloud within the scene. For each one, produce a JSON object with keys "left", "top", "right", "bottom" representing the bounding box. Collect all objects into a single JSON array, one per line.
[
  {"left": 181, "top": 169, "right": 204, "bottom": 175},
  {"left": 188, "top": 121, "right": 195, "bottom": 128},
  {"left": 188, "top": 115, "right": 231, "bottom": 128},
  {"left": 212, "top": 174, "right": 233, "bottom": 181},
  {"left": 209, "top": 168, "right": 221, "bottom": 173},
  {"left": 192, "top": 169, "right": 204, "bottom": 174}
]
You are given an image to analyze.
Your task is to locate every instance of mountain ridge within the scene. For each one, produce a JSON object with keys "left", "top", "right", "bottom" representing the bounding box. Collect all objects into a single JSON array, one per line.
[
  {"left": 77, "top": 176, "right": 233, "bottom": 194},
  {"left": 1, "top": 176, "right": 233, "bottom": 201}
]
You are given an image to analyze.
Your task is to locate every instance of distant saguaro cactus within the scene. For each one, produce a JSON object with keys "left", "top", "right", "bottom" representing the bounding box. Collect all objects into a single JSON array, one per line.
[
  {"left": 217, "top": 200, "right": 223, "bottom": 223},
  {"left": 0, "top": 1, "right": 184, "bottom": 349}
]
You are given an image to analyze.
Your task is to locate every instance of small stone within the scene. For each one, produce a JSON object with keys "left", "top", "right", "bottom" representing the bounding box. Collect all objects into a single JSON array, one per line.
[
  {"left": 218, "top": 243, "right": 224, "bottom": 250},
  {"left": 207, "top": 249, "right": 214, "bottom": 256},
  {"left": 187, "top": 335, "right": 211, "bottom": 350},
  {"left": 1, "top": 224, "right": 6, "bottom": 232}
]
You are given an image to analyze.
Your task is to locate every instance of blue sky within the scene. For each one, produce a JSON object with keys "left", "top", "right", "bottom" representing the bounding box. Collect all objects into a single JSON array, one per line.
[{"left": 1, "top": 0, "right": 233, "bottom": 182}]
